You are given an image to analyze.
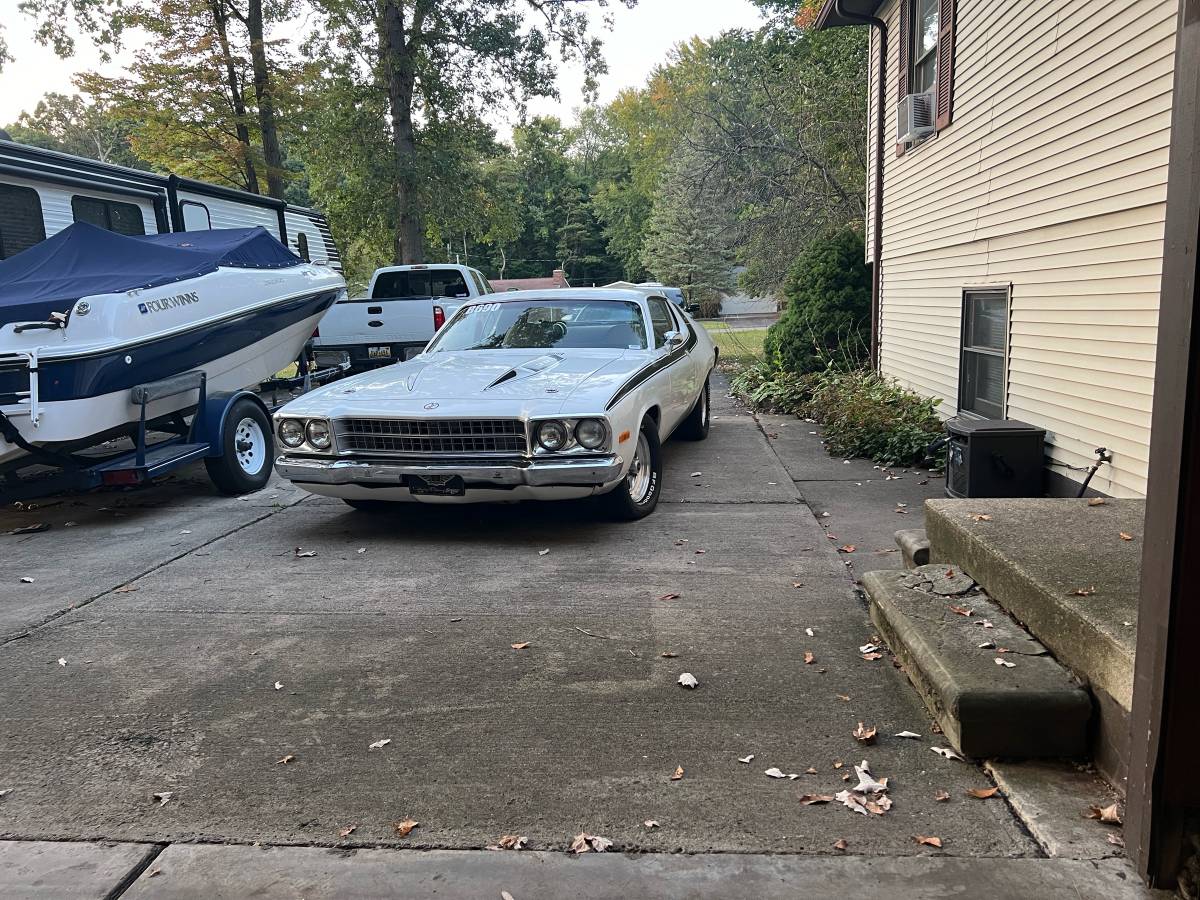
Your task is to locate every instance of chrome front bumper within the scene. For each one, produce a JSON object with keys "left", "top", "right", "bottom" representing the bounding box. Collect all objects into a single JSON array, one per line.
[{"left": 274, "top": 454, "right": 624, "bottom": 488}]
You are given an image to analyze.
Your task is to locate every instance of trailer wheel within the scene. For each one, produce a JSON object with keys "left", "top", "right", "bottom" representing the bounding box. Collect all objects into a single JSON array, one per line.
[{"left": 205, "top": 398, "right": 273, "bottom": 495}]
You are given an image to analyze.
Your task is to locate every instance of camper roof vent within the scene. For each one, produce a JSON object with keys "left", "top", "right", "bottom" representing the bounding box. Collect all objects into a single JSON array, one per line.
[{"left": 897, "top": 92, "right": 935, "bottom": 144}]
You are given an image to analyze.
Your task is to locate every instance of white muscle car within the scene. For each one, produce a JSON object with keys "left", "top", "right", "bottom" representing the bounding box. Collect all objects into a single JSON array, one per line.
[{"left": 272, "top": 288, "right": 717, "bottom": 519}]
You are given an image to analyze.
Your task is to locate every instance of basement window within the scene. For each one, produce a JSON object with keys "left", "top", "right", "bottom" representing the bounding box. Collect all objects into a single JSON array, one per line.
[{"left": 959, "top": 288, "right": 1008, "bottom": 419}]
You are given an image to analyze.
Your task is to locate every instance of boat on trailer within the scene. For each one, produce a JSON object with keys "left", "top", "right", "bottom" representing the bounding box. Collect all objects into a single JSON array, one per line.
[{"left": 0, "top": 222, "right": 345, "bottom": 496}]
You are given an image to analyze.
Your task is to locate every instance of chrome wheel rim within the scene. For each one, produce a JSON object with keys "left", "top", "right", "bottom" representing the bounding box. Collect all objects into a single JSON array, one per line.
[
  {"left": 234, "top": 418, "right": 267, "bottom": 475},
  {"left": 626, "top": 432, "right": 652, "bottom": 503}
]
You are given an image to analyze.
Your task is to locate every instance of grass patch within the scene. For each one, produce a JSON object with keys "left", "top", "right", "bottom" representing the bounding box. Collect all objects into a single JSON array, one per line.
[{"left": 704, "top": 324, "right": 768, "bottom": 364}]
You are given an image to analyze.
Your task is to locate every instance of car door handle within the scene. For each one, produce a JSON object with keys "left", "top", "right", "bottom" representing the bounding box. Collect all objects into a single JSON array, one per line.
[
  {"left": 368, "top": 320, "right": 383, "bottom": 327},
  {"left": 368, "top": 306, "right": 383, "bottom": 314}
]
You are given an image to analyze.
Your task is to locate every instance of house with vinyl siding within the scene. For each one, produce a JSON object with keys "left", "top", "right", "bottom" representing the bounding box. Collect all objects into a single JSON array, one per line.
[{"left": 816, "top": 0, "right": 1177, "bottom": 498}]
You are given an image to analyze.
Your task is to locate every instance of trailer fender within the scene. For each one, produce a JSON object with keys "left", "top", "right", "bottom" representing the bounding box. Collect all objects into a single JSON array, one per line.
[{"left": 197, "top": 390, "right": 271, "bottom": 458}]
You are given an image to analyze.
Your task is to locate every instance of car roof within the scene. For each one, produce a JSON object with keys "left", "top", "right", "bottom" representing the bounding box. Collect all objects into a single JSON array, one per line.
[{"left": 472, "top": 287, "right": 660, "bottom": 303}]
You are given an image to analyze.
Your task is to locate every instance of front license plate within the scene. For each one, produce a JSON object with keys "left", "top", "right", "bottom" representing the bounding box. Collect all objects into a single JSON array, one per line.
[
  {"left": 367, "top": 345, "right": 392, "bottom": 359},
  {"left": 408, "top": 474, "right": 466, "bottom": 497}
]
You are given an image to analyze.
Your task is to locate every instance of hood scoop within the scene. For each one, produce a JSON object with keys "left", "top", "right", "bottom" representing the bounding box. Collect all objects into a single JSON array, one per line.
[{"left": 485, "top": 353, "right": 563, "bottom": 390}]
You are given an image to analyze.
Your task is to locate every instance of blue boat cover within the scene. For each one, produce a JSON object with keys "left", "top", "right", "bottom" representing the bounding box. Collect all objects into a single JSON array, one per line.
[{"left": 0, "top": 222, "right": 302, "bottom": 324}]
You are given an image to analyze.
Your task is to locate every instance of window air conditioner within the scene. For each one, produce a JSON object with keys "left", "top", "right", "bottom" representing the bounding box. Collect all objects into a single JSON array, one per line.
[{"left": 897, "top": 92, "right": 935, "bottom": 144}]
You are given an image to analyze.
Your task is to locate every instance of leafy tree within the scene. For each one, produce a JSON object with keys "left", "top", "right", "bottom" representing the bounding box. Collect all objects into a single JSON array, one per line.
[
  {"left": 762, "top": 227, "right": 870, "bottom": 374},
  {"left": 640, "top": 142, "right": 734, "bottom": 315},
  {"left": 306, "top": 0, "right": 634, "bottom": 264},
  {"left": 6, "top": 92, "right": 144, "bottom": 167}
]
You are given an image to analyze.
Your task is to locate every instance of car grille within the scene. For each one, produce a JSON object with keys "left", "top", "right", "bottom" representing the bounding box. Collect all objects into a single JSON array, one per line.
[{"left": 335, "top": 418, "right": 527, "bottom": 455}]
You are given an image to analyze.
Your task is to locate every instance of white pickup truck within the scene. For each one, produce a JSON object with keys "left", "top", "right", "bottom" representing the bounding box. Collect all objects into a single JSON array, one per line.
[{"left": 313, "top": 263, "right": 495, "bottom": 370}]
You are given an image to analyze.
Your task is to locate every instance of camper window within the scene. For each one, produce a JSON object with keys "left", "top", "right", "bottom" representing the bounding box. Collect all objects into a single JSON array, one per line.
[
  {"left": 296, "top": 232, "right": 310, "bottom": 261},
  {"left": 71, "top": 195, "right": 146, "bottom": 236},
  {"left": 181, "top": 201, "right": 212, "bottom": 230},
  {"left": 0, "top": 183, "right": 46, "bottom": 260}
]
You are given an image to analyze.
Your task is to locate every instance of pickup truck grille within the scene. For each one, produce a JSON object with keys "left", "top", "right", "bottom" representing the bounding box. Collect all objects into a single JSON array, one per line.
[{"left": 335, "top": 418, "right": 527, "bottom": 455}]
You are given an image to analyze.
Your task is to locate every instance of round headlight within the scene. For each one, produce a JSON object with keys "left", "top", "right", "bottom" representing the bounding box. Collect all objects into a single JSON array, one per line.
[
  {"left": 305, "top": 419, "right": 332, "bottom": 450},
  {"left": 536, "top": 420, "right": 569, "bottom": 451},
  {"left": 575, "top": 418, "right": 606, "bottom": 449},
  {"left": 278, "top": 418, "right": 305, "bottom": 448}
]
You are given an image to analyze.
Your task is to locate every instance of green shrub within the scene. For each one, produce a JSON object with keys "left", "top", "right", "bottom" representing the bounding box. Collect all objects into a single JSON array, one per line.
[
  {"left": 729, "top": 360, "right": 811, "bottom": 413},
  {"left": 802, "top": 369, "right": 943, "bottom": 466},
  {"left": 765, "top": 228, "right": 870, "bottom": 375}
]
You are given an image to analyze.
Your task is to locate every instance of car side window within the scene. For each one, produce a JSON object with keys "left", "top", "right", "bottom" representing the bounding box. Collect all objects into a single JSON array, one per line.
[{"left": 648, "top": 297, "right": 674, "bottom": 349}]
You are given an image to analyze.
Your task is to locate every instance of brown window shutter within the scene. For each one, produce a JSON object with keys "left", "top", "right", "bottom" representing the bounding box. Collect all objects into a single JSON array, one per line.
[
  {"left": 935, "top": 0, "right": 957, "bottom": 130},
  {"left": 896, "top": 0, "right": 909, "bottom": 156}
]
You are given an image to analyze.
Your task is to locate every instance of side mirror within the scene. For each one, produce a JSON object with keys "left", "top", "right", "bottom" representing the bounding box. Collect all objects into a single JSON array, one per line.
[{"left": 664, "top": 330, "right": 686, "bottom": 348}]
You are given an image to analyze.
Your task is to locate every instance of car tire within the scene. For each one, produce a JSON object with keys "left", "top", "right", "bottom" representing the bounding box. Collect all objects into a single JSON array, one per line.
[
  {"left": 204, "top": 397, "right": 274, "bottom": 495},
  {"left": 601, "top": 418, "right": 663, "bottom": 520},
  {"left": 343, "top": 498, "right": 391, "bottom": 512},
  {"left": 677, "top": 374, "right": 711, "bottom": 441}
]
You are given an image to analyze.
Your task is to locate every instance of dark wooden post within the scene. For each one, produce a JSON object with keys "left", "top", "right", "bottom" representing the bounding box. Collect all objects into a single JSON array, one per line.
[{"left": 1127, "top": 0, "right": 1200, "bottom": 886}]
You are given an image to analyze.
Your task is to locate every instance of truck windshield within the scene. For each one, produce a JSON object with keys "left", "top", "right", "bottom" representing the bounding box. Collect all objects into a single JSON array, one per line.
[
  {"left": 429, "top": 299, "right": 648, "bottom": 352},
  {"left": 372, "top": 269, "right": 470, "bottom": 299}
]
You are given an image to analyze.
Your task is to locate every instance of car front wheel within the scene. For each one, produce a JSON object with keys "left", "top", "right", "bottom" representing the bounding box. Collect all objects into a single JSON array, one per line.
[{"left": 601, "top": 418, "right": 663, "bottom": 520}]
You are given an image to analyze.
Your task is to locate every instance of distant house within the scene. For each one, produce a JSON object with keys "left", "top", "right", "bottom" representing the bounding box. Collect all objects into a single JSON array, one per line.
[
  {"left": 816, "top": 0, "right": 1176, "bottom": 498},
  {"left": 491, "top": 268, "right": 570, "bottom": 292}
]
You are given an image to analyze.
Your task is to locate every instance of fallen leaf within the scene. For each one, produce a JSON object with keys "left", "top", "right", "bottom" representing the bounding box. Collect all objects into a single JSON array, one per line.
[
  {"left": 861, "top": 652, "right": 884, "bottom": 661},
  {"left": 931, "top": 746, "right": 964, "bottom": 761},
  {"left": 914, "top": 835, "right": 943, "bottom": 848},
  {"left": 1086, "top": 803, "right": 1122, "bottom": 825},
  {"left": 833, "top": 760, "right": 844, "bottom": 768},
  {"left": 339, "top": 825, "right": 357, "bottom": 837},
  {"left": 274, "top": 681, "right": 283, "bottom": 690},
  {"left": 294, "top": 548, "right": 317, "bottom": 558},
  {"left": 738, "top": 754, "right": 754, "bottom": 764},
  {"left": 838, "top": 545, "right": 856, "bottom": 553},
  {"left": 805, "top": 627, "right": 815, "bottom": 636},
  {"left": 496, "top": 834, "right": 527, "bottom": 850},
  {"left": 510, "top": 642, "right": 531, "bottom": 650},
  {"left": 1088, "top": 497, "right": 1106, "bottom": 506},
  {"left": 276, "top": 754, "right": 295, "bottom": 765},
  {"left": 678, "top": 672, "right": 698, "bottom": 689},
  {"left": 538, "top": 548, "right": 550, "bottom": 556},
  {"left": 853, "top": 722, "right": 877, "bottom": 744},
  {"left": 569, "top": 833, "right": 612, "bottom": 853},
  {"left": 644, "top": 819, "right": 660, "bottom": 828},
  {"left": 793, "top": 582, "right": 804, "bottom": 589},
  {"left": 1107, "top": 833, "right": 1126, "bottom": 848},
  {"left": 19, "top": 577, "right": 34, "bottom": 584},
  {"left": 658, "top": 592, "right": 681, "bottom": 601},
  {"left": 661, "top": 651, "right": 678, "bottom": 658},
  {"left": 690, "top": 471, "right": 702, "bottom": 477},
  {"left": 368, "top": 738, "right": 391, "bottom": 750},
  {"left": 805, "top": 767, "right": 818, "bottom": 775},
  {"left": 0, "top": 790, "right": 11, "bottom": 798},
  {"left": 865, "top": 796, "right": 893, "bottom": 815},
  {"left": 799, "top": 794, "right": 835, "bottom": 805},
  {"left": 978, "top": 641, "right": 996, "bottom": 649},
  {"left": 894, "top": 731, "right": 921, "bottom": 739},
  {"left": 502, "top": 893, "right": 515, "bottom": 900},
  {"left": 995, "top": 658, "right": 1016, "bottom": 668},
  {"left": 833, "top": 838, "right": 848, "bottom": 851},
  {"left": 948, "top": 605, "right": 973, "bottom": 617},
  {"left": 981, "top": 620, "right": 994, "bottom": 629},
  {"left": 764, "top": 767, "right": 787, "bottom": 779},
  {"left": 835, "top": 790, "right": 869, "bottom": 816},
  {"left": 1069, "top": 586, "right": 1097, "bottom": 597},
  {"left": 836, "top": 695, "right": 851, "bottom": 702},
  {"left": 152, "top": 791, "right": 173, "bottom": 806},
  {"left": 57, "top": 658, "right": 67, "bottom": 667},
  {"left": 804, "top": 651, "right": 815, "bottom": 665},
  {"left": 966, "top": 787, "right": 1000, "bottom": 799},
  {"left": 450, "top": 617, "right": 463, "bottom": 623},
  {"left": 393, "top": 818, "right": 419, "bottom": 837},
  {"left": 934, "top": 790, "right": 950, "bottom": 802},
  {"left": 858, "top": 643, "right": 881, "bottom": 653},
  {"left": 114, "top": 585, "right": 139, "bottom": 593},
  {"left": 968, "top": 514, "right": 993, "bottom": 522},
  {"left": 670, "top": 765, "right": 684, "bottom": 781},
  {"left": 179, "top": 529, "right": 192, "bottom": 535},
  {"left": 357, "top": 547, "right": 367, "bottom": 554},
  {"left": 853, "top": 761, "right": 888, "bottom": 793},
  {"left": 1119, "top": 532, "right": 1134, "bottom": 542}
]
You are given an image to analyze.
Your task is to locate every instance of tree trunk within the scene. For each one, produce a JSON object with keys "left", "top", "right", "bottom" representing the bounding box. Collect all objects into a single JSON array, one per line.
[
  {"left": 245, "top": 0, "right": 285, "bottom": 199},
  {"left": 209, "top": 0, "right": 260, "bottom": 194},
  {"left": 381, "top": 0, "right": 424, "bottom": 263}
]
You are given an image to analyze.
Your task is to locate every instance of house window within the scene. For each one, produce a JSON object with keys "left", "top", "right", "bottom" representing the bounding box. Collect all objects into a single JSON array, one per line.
[
  {"left": 0, "top": 183, "right": 46, "bottom": 260},
  {"left": 959, "top": 289, "right": 1008, "bottom": 419},
  {"left": 71, "top": 195, "right": 146, "bottom": 236},
  {"left": 910, "top": 0, "right": 939, "bottom": 94}
]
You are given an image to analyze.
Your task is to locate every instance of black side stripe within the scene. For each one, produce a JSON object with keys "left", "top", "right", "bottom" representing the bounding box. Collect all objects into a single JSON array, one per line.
[{"left": 605, "top": 321, "right": 698, "bottom": 411}]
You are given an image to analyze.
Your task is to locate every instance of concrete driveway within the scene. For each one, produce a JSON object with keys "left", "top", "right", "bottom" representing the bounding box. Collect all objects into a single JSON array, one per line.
[{"left": 0, "top": 384, "right": 1035, "bottom": 860}]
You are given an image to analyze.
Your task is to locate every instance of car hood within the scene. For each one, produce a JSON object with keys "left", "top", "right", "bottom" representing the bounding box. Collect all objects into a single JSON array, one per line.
[{"left": 332, "top": 349, "right": 637, "bottom": 402}]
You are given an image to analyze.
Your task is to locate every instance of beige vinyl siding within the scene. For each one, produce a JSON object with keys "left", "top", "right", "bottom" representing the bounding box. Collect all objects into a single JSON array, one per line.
[{"left": 869, "top": 0, "right": 1175, "bottom": 497}]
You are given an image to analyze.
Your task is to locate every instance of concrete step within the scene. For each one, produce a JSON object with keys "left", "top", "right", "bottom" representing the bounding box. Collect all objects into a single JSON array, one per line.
[
  {"left": 861, "top": 566, "right": 1091, "bottom": 759},
  {"left": 923, "top": 498, "right": 1142, "bottom": 784},
  {"left": 895, "top": 528, "right": 930, "bottom": 568}
]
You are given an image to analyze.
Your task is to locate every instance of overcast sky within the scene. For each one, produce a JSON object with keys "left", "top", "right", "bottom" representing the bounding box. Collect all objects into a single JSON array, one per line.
[{"left": 0, "top": 1, "right": 763, "bottom": 132}]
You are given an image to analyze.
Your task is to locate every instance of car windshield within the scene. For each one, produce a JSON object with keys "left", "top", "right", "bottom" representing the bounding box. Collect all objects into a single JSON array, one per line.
[{"left": 429, "top": 299, "right": 649, "bottom": 351}]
